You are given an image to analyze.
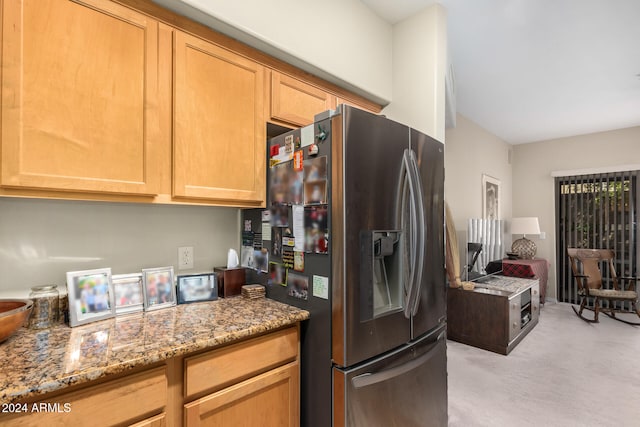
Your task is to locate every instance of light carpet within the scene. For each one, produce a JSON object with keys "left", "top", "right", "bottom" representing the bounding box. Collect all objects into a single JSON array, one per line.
[{"left": 447, "top": 302, "right": 640, "bottom": 427}]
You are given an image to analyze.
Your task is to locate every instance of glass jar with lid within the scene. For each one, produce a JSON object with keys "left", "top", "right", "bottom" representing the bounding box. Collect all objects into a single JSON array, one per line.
[{"left": 28, "top": 285, "right": 59, "bottom": 329}]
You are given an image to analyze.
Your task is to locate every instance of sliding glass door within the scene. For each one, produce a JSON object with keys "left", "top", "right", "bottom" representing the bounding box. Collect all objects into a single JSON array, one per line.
[{"left": 555, "top": 171, "right": 639, "bottom": 309}]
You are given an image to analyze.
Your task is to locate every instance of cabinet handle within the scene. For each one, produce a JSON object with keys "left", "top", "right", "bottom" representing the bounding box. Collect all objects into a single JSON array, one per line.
[
  {"left": 512, "top": 322, "right": 518, "bottom": 329},
  {"left": 533, "top": 290, "right": 538, "bottom": 295}
]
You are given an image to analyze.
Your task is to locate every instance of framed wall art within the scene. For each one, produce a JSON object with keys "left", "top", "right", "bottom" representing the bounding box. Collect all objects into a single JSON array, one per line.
[{"left": 482, "top": 174, "right": 500, "bottom": 220}]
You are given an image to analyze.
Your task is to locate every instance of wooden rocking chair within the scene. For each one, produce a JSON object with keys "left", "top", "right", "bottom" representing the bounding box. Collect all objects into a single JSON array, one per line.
[{"left": 567, "top": 248, "right": 640, "bottom": 325}]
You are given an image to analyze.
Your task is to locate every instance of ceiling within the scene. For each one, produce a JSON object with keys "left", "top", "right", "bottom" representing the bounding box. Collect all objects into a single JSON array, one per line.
[{"left": 362, "top": 0, "right": 640, "bottom": 144}]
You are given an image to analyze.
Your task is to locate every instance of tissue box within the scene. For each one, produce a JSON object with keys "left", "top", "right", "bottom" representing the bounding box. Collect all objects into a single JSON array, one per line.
[{"left": 213, "top": 267, "right": 246, "bottom": 298}]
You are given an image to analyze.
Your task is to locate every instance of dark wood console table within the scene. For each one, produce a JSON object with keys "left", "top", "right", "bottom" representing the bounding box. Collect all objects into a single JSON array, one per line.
[{"left": 447, "top": 276, "right": 540, "bottom": 355}]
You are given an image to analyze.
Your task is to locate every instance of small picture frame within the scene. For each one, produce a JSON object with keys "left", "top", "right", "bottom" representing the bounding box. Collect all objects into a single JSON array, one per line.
[
  {"left": 66, "top": 268, "right": 115, "bottom": 327},
  {"left": 112, "top": 273, "right": 144, "bottom": 315},
  {"left": 142, "top": 266, "right": 176, "bottom": 311},
  {"left": 176, "top": 273, "right": 218, "bottom": 304}
]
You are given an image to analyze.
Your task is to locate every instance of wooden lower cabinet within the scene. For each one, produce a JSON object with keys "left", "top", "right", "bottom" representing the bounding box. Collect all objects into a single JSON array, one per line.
[
  {"left": 0, "top": 326, "right": 300, "bottom": 427},
  {"left": 183, "top": 327, "right": 299, "bottom": 427},
  {"left": 0, "top": 366, "right": 168, "bottom": 427},
  {"left": 184, "top": 362, "right": 299, "bottom": 427}
]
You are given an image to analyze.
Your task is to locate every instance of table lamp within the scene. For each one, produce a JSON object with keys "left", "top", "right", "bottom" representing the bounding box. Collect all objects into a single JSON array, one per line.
[{"left": 511, "top": 217, "right": 540, "bottom": 259}]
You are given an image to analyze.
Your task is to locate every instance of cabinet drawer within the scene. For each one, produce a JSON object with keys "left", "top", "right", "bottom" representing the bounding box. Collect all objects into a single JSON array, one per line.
[
  {"left": 185, "top": 327, "right": 298, "bottom": 399},
  {"left": 2, "top": 366, "right": 167, "bottom": 427}
]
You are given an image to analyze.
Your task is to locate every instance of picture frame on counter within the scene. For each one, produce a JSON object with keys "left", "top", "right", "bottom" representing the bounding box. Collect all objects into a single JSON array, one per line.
[
  {"left": 176, "top": 273, "right": 218, "bottom": 304},
  {"left": 142, "top": 266, "right": 176, "bottom": 311},
  {"left": 66, "top": 268, "right": 115, "bottom": 327},
  {"left": 112, "top": 273, "right": 144, "bottom": 315}
]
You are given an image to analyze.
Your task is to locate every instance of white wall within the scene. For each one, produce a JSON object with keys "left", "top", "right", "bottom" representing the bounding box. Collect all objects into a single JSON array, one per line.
[
  {"left": 444, "top": 114, "right": 513, "bottom": 270},
  {"left": 153, "top": 0, "right": 394, "bottom": 104},
  {"left": 382, "top": 4, "right": 447, "bottom": 141},
  {"left": 0, "top": 198, "right": 239, "bottom": 298},
  {"left": 512, "top": 126, "right": 640, "bottom": 300}
]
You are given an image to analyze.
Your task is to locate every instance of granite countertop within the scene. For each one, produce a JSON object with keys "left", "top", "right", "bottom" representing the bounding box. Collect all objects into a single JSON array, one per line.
[
  {"left": 0, "top": 297, "right": 309, "bottom": 404},
  {"left": 475, "top": 276, "right": 538, "bottom": 295}
]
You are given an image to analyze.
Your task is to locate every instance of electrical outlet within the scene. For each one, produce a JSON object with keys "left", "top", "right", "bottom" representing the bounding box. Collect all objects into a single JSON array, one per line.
[{"left": 178, "top": 246, "right": 194, "bottom": 270}]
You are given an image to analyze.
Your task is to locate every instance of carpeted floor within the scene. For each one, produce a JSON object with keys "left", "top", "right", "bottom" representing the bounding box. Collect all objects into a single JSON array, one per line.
[{"left": 447, "top": 302, "right": 640, "bottom": 427}]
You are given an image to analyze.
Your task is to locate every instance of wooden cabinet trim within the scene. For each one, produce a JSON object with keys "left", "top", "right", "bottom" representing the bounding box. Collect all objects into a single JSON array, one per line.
[{"left": 129, "top": 412, "right": 167, "bottom": 427}]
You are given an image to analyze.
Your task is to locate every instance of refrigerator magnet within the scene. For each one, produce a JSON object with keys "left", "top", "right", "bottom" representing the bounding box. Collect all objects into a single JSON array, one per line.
[
  {"left": 293, "top": 150, "right": 304, "bottom": 171},
  {"left": 308, "top": 143, "right": 319, "bottom": 156},
  {"left": 282, "top": 250, "right": 294, "bottom": 269},
  {"left": 312, "top": 275, "right": 329, "bottom": 300},
  {"left": 300, "top": 125, "right": 314, "bottom": 148},
  {"left": 294, "top": 251, "right": 304, "bottom": 271},
  {"left": 287, "top": 272, "right": 309, "bottom": 300}
]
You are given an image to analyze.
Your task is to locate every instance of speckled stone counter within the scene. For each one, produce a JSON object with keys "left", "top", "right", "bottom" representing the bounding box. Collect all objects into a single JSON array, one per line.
[
  {"left": 475, "top": 276, "right": 538, "bottom": 295},
  {"left": 0, "top": 297, "right": 309, "bottom": 404}
]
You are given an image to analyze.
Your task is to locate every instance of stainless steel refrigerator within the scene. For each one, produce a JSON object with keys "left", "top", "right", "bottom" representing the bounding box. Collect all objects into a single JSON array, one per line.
[{"left": 243, "top": 105, "right": 446, "bottom": 427}]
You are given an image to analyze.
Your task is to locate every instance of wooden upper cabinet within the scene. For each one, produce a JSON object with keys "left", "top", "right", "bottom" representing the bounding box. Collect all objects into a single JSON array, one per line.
[
  {"left": 1, "top": 0, "right": 165, "bottom": 195},
  {"left": 270, "top": 72, "right": 335, "bottom": 127},
  {"left": 173, "top": 31, "right": 265, "bottom": 205}
]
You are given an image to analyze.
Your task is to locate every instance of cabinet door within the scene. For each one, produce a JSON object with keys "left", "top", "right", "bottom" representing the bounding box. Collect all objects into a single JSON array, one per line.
[
  {"left": 173, "top": 31, "right": 265, "bottom": 205},
  {"left": 184, "top": 362, "right": 299, "bottom": 427},
  {"left": 270, "top": 72, "right": 335, "bottom": 127},
  {"left": 0, "top": 367, "right": 167, "bottom": 427},
  {"left": 1, "top": 0, "right": 164, "bottom": 195}
]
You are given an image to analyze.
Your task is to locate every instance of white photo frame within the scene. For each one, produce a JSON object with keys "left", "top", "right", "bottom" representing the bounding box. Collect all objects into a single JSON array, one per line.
[
  {"left": 112, "top": 273, "right": 144, "bottom": 315},
  {"left": 482, "top": 174, "right": 500, "bottom": 220},
  {"left": 142, "top": 266, "right": 176, "bottom": 311},
  {"left": 66, "top": 268, "right": 115, "bottom": 327}
]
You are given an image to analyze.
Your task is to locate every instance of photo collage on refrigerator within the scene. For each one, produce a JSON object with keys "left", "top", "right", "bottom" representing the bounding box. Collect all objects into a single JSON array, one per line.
[{"left": 241, "top": 131, "right": 330, "bottom": 302}]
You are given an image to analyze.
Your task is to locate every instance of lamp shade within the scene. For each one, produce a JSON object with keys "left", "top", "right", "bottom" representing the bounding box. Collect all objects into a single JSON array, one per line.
[{"left": 511, "top": 217, "right": 540, "bottom": 236}]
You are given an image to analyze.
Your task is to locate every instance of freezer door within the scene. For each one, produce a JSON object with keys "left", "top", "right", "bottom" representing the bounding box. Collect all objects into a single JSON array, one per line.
[
  {"left": 333, "top": 325, "right": 447, "bottom": 427},
  {"left": 332, "top": 106, "right": 412, "bottom": 367},
  {"left": 410, "top": 129, "right": 446, "bottom": 339}
]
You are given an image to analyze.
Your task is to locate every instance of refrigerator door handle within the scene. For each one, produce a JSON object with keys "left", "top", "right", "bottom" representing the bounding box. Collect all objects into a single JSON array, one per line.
[
  {"left": 351, "top": 331, "right": 445, "bottom": 389},
  {"left": 402, "top": 149, "right": 425, "bottom": 318},
  {"left": 409, "top": 150, "right": 426, "bottom": 316}
]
